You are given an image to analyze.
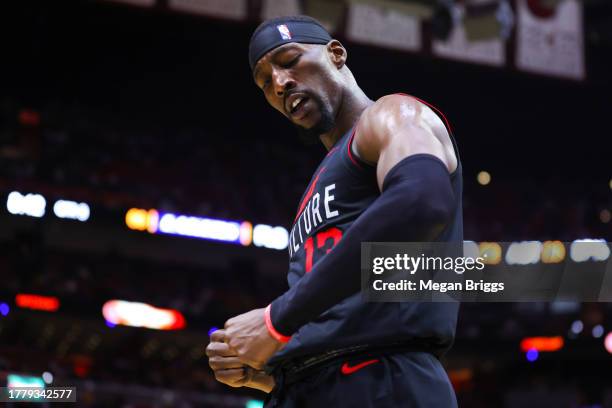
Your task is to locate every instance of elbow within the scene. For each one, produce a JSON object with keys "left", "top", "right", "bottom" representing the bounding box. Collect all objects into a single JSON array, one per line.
[
  {"left": 411, "top": 188, "right": 455, "bottom": 239},
  {"left": 425, "top": 191, "right": 454, "bottom": 225}
]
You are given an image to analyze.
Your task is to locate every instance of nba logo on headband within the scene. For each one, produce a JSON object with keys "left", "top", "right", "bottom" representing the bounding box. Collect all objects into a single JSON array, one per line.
[{"left": 277, "top": 24, "right": 292, "bottom": 40}]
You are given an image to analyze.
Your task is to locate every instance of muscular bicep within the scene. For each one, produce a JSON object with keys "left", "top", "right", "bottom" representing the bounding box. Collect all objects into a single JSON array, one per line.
[{"left": 354, "top": 94, "right": 456, "bottom": 190}]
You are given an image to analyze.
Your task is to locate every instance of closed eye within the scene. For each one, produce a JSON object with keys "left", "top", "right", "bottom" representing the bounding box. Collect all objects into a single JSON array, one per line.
[{"left": 282, "top": 55, "right": 301, "bottom": 68}]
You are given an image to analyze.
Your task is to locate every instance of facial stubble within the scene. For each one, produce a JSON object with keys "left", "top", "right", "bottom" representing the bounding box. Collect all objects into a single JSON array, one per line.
[{"left": 293, "top": 94, "right": 335, "bottom": 146}]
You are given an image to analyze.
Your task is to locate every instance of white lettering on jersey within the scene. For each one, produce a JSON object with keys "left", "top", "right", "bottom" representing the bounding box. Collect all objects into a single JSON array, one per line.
[
  {"left": 289, "top": 183, "right": 340, "bottom": 258},
  {"left": 324, "top": 184, "right": 339, "bottom": 218}
]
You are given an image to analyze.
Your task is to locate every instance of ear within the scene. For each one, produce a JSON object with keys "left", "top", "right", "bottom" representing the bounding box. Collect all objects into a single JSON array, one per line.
[{"left": 326, "top": 40, "right": 347, "bottom": 69}]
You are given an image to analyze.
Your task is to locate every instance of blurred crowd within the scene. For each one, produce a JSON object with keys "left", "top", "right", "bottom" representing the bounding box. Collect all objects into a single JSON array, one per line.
[
  {"left": 1, "top": 100, "right": 610, "bottom": 241},
  {"left": 1, "top": 225, "right": 612, "bottom": 406},
  {"left": 1, "top": 98, "right": 611, "bottom": 407},
  {"left": 0, "top": 100, "right": 318, "bottom": 226}
]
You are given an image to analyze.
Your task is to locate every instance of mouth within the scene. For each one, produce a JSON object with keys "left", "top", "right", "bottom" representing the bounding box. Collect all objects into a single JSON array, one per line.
[{"left": 286, "top": 93, "right": 310, "bottom": 120}]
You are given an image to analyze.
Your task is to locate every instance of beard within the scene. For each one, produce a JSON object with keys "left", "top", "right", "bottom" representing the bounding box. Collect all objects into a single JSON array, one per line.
[{"left": 293, "top": 94, "right": 335, "bottom": 146}]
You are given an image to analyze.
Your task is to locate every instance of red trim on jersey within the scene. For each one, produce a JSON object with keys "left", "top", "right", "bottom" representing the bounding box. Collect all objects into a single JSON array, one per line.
[
  {"left": 346, "top": 126, "right": 363, "bottom": 169},
  {"left": 326, "top": 146, "right": 339, "bottom": 157},
  {"left": 294, "top": 166, "right": 326, "bottom": 223},
  {"left": 265, "top": 304, "right": 292, "bottom": 343},
  {"left": 396, "top": 93, "right": 453, "bottom": 134}
]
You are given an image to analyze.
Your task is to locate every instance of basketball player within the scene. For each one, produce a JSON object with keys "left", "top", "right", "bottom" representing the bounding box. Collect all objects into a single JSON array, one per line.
[{"left": 206, "top": 15, "right": 462, "bottom": 407}]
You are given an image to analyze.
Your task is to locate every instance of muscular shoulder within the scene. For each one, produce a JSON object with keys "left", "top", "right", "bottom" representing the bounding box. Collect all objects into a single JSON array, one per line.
[{"left": 354, "top": 94, "right": 457, "bottom": 176}]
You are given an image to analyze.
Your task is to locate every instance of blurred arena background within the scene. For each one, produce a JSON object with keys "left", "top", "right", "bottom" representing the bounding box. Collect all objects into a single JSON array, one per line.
[{"left": 1, "top": 0, "right": 611, "bottom": 406}]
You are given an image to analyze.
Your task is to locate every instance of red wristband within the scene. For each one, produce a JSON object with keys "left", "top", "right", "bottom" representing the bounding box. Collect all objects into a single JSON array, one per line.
[{"left": 265, "top": 304, "right": 292, "bottom": 343}]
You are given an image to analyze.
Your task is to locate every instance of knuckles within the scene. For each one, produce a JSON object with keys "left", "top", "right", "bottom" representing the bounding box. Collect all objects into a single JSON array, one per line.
[
  {"left": 207, "top": 356, "right": 222, "bottom": 369},
  {"left": 205, "top": 342, "right": 223, "bottom": 357}
]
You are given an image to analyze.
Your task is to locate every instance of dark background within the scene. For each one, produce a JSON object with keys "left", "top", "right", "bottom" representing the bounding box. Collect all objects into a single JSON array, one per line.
[{"left": 0, "top": 0, "right": 611, "bottom": 407}]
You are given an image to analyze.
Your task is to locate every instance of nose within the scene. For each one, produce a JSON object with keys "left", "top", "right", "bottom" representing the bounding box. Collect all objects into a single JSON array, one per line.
[{"left": 272, "top": 69, "right": 295, "bottom": 98}]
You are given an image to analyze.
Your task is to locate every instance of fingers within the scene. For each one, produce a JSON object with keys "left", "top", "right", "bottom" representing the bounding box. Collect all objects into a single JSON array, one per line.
[
  {"left": 208, "top": 356, "right": 244, "bottom": 371},
  {"left": 207, "top": 327, "right": 253, "bottom": 388},
  {"left": 210, "top": 328, "right": 226, "bottom": 343},
  {"left": 205, "top": 341, "right": 238, "bottom": 358},
  {"left": 207, "top": 341, "right": 263, "bottom": 370},
  {"left": 214, "top": 368, "right": 247, "bottom": 388}
]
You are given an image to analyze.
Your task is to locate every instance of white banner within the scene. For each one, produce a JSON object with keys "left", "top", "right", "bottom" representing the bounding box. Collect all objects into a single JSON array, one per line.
[
  {"left": 261, "top": 0, "right": 301, "bottom": 21},
  {"left": 516, "top": 0, "right": 584, "bottom": 80},
  {"left": 346, "top": 2, "right": 421, "bottom": 52},
  {"left": 433, "top": 6, "right": 505, "bottom": 67},
  {"left": 168, "top": 0, "right": 247, "bottom": 21}
]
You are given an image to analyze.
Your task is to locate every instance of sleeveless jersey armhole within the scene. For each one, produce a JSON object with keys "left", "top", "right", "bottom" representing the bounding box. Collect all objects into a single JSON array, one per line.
[
  {"left": 395, "top": 93, "right": 462, "bottom": 177},
  {"left": 340, "top": 120, "right": 377, "bottom": 178},
  {"left": 342, "top": 93, "right": 461, "bottom": 177}
]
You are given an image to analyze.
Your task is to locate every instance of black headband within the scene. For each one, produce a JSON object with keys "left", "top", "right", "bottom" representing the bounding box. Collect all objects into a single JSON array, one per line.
[{"left": 248, "top": 19, "right": 332, "bottom": 70}]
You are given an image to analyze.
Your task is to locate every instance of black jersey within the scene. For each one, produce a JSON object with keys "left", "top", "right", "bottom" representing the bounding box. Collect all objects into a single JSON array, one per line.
[{"left": 268, "top": 98, "right": 463, "bottom": 369}]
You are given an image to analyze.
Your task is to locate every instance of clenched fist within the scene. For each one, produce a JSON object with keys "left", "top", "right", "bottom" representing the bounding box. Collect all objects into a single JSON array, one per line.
[
  {"left": 206, "top": 328, "right": 275, "bottom": 393},
  {"left": 223, "top": 308, "right": 284, "bottom": 370}
]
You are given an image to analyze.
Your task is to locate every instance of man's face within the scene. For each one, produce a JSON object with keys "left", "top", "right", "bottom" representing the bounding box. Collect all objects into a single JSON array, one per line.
[{"left": 253, "top": 42, "right": 341, "bottom": 140}]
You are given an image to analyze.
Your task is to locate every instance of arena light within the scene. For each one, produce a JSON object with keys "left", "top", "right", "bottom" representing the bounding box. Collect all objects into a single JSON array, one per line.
[
  {"left": 592, "top": 325, "right": 604, "bottom": 338},
  {"left": 570, "top": 320, "right": 583, "bottom": 334},
  {"left": 0, "top": 302, "right": 9, "bottom": 316},
  {"left": 541, "top": 240, "right": 566, "bottom": 263},
  {"left": 569, "top": 239, "right": 610, "bottom": 262},
  {"left": 605, "top": 332, "right": 612, "bottom": 354},
  {"left": 476, "top": 171, "right": 491, "bottom": 186},
  {"left": 6, "top": 191, "right": 46, "bottom": 218},
  {"left": 506, "top": 241, "right": 542, "bottom": 265},
  {"left": 239, "top": 221, "right": 253, "bottom": 246},
  {"left": 463, "top": 241, "right": 479, "bottom": 259},
  {"left": 478, "top": 242, "right": 502, "bottom": 265},
  {"left": 102, "top": 300, "right": 186, "bottom": 330},
  {"left": 158, "top": 213, "right": 245, "bottom": 244},
  {"left": 124, "top": 208, "right": 288, "bottom": 250},
  {"left": 125, "top": 208, "right": 159, "bottom": 233},
  {"left": 53, "top": 199, "right": 90, "bottom": 222},
  {"left": 526, "top": 348, "right": 538, "bottom": 362},
  {"left": 520, "top": 336, "right": 564, "bottom": 352},
  {"left": 447, "top": 368, "right": 473, "bottom": 392},
  {"left": 7, "top": 374, "right": 45, "bottom": 388},
  {"left": 253, "top": 224, "right": 289, "bottom": 250},
  {"left": 42, "top": 372, "right": 54, "bottom": 385},
  {"left": 15, "top": 294, "right": 60, "bottom": 312},
  {"left": 245, "top": 400, "right": 264, "bottom": 408}
]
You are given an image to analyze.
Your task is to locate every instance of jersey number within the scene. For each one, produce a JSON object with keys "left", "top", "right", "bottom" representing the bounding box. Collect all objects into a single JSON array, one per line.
[{"left": 304, "top": 227, "right": 343, "bottom": 273}]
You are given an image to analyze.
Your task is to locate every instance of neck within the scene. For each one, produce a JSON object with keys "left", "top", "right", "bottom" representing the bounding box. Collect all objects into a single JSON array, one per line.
[{"left": 319, "top": 86, "right": 373, "bottom": 151}]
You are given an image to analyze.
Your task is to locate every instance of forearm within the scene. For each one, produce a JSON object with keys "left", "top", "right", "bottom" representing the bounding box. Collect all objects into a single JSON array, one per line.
[{"left": 269, "top": 155, "right": 456, "bottom": 336}]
